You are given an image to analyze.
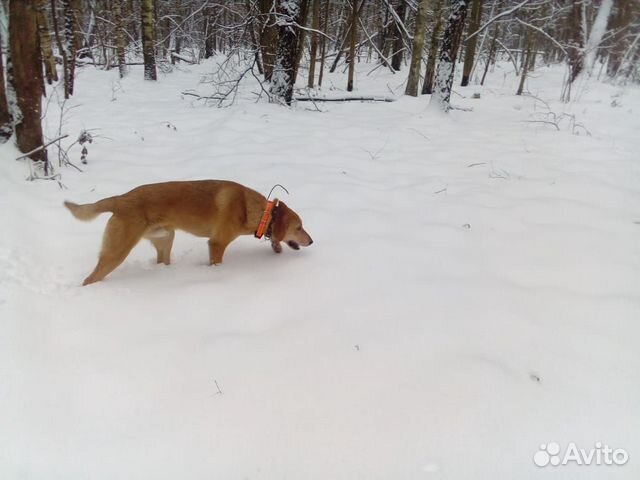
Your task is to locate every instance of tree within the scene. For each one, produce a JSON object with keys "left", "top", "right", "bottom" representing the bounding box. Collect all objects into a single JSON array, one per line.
[
  {"left": 347, "top": 0, "right": 358, "bottom": 91},
  {"left": 270, "top": 0, "right": 303, "bottom": 105},
  {"left": 36, "top": 0, "right": 58, "bottom": 85},
  {"left": 460, "top": 0, "right": 483, "bottom": 86},
  {"left": 203, "top": 4, "right": 216, "bottom": 59},
  {"left": 142, "top": 0, "right": 157, "bottom": 80},
  {"left": 0, "top": 30, "right": 12, "bottom": 143},
  {"left": 390, "top": 0, "right": 406, "bottom": 71},
  {"left": 430, "top": 0, "right": 468, "bottom": 111},
  {"left": 61, "top": 0, "right": 80, "bottom": 97},
  {"left": 8, "top": 0, "right": 47, "bottom": 166},
  {"left": 422, "top": 0, "right": 443, "bottom": 95},
  {"left": 259, "top": 0, "right": 279, "bottom": 81},
  {"left": 516, "top": 27, "right": 536, "bottom": 95},
  {"left": 307, "top": 0, "right": 320, "bottom": 88},
  {"left": 405, "top": 0, "right": 429, "bottom": 96},
  {"left": 317, "top": 0, "right": 330, "bottom": 87},
  {"left": 114, "top": 0, "right": 127, "bottom": 78}
]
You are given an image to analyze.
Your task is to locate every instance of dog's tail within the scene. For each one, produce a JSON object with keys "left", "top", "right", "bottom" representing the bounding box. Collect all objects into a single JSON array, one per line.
[{"left": 64, "top": 197, "right": 116, "bottom": 221}]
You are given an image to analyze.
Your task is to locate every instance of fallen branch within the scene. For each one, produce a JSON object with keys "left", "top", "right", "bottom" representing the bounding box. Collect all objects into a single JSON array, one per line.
[
  {"left": 15, "top": 134, "right": 69, "bottom": 161},
  {"left": 295, "top": 96, "right": 396, "bottom": 102},
  {"left": 171, "top": 51, "right": 197, "bottom": 64}
]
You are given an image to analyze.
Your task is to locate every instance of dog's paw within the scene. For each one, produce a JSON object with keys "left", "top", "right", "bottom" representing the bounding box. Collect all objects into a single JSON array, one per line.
[{"left": 271, "top": 241, "right": 282, "bottom": 254}]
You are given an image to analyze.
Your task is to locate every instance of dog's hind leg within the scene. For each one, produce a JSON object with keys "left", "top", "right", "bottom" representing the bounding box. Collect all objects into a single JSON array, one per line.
[
  {"left": 147, "top": 229, "right": 175, "bottom": 265},
  {"left": 83, "top": 216, "right": 145, "bottom": 286}
]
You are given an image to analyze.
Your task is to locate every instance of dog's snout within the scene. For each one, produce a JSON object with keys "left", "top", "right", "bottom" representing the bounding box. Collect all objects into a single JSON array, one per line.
[{"left": 308, "top": 238, "right": 313, "bottom": 245}]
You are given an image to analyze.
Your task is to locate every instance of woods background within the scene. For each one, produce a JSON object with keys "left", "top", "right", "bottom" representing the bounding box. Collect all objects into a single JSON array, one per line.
[{"left": 1, "top": 0, "right": 639, "bottom": 173}]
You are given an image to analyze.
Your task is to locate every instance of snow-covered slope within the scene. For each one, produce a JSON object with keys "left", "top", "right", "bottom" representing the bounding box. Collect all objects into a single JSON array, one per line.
[{"left": 1, "top": 61, "right": 639, "bottom": 479}]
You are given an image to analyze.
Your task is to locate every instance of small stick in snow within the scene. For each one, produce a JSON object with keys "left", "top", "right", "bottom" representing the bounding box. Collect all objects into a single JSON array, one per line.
[
  {"left": 407, "top": 128, "right": 431, "bottom": 141},
  {"left": 214, "top": 379, "right": 223, "bottom": 395},
  {"left": 15, "top": 134, "right": 70, "bottom": 161}
]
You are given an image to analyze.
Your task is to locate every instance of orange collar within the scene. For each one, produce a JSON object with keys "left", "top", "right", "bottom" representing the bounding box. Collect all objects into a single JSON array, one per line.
[{"left": 254, "top": 199, "right": 278, "bottom": 239}]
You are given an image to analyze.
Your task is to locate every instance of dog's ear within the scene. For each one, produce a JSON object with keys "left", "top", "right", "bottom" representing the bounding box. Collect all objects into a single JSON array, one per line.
[{"left": 271, "top": 202, "right": 289, "bottom": 243}]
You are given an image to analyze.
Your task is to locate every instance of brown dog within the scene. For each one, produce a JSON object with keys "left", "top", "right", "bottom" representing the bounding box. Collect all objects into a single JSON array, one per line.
[{"left": 64, "top": 180, "right": 313, "bottom": 285}]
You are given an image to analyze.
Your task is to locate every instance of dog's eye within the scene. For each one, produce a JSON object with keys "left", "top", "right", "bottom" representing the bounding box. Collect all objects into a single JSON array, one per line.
[{"left": 296, "top": 226, "right": 302, "bottom": 231}]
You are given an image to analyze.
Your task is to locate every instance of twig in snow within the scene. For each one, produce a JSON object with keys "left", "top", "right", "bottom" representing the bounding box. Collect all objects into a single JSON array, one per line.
[
  {"left": 407, "top": 128, "right": 431, "bottom": 141},
  {"left": 214, "top": 379, "right": 223, "bottom": 395},
  {"left": 15, "top": 134, "right": 69, "bottom": 161}
]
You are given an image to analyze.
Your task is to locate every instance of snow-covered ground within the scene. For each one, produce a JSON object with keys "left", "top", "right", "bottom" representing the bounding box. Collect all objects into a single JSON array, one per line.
[{"left": 1, "top": 59, "right": 639, "bottom": 479}]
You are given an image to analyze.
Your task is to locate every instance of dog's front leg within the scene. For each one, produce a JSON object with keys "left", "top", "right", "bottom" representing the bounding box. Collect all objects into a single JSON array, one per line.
[
  {"left": 208, "top": 235, "right": 237, "bottom": 265},
  {"left": 208, "top": 238, "right": 225, "bottom": 265},
  {"left": 271, "top": 239, "right": 282, "bottom": 254}
]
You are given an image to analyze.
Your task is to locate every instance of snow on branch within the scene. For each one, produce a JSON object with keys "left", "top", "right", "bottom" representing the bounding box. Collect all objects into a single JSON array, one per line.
[{"left": 466, "top": 0, "right": 533, "bottom": 41}]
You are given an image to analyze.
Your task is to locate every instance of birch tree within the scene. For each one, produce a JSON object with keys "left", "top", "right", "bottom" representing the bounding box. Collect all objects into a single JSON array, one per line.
[
  {"left": 307, "top": 0, "right": 320, "bottom": 88},
  {"left": 142, "top": 0, "right": 157, "bottom": 80},
  {"left": 114, "top": 0, "right": 127, "bottom": 78},
  {"left": 36, "top": 0, "right": 58, "bottom": 85},
  {"left": 430, "top": 0, "right": 468, "bottom": 111},
  {"left": 270, "top": 0, "right": 303, "bottom": 105},
  {"left": 61, "top": 0, "right": 80, "bottom": 97},
  {"left": 347, "top": 0, "right": 358, "bottom": 91}
]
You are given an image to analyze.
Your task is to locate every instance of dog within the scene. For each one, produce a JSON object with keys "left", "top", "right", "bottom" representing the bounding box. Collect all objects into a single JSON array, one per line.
[{"left": 64, "top": 180, "right": 313, "bottom": 285}]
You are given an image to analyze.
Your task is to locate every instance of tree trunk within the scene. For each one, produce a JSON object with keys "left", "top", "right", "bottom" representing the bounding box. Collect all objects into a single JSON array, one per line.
[
  {"left": 480, "top": 22, "right": 499, "bottom": 86},
  {"left": 50, "top": 0, "right": 68, "bottom": 90},
  {"left": 606, "top": 2, "right": 627, "bottom": 77},
  {"left": 405, "top": 0, "right": 429, "bottom": 96},
  {"left": 583, "top": 0, "right": 614, "bottom": 76},
  {"left": 259, "top": 0, "right": 279, "bottom": 81},
  {"left": 307, "top": 0, "right": 320, "bottom": 88},
  {"left": 61, "top": 0, "right": 80, "bottom": 97},
  {"left": 0, "top": 29, "right": 13, "bottom": 143},
  {"left": 8, "top": 0, "right": 47, "bottom": 166},
  {"left": 243, "top": 0, "right": 264, "bottom": 74},
  {"left": 422, "top": 0, "right": 442, "bottom": 94},
  {"left": 516, "top": 31, "right": 535, "bottom": 95},
  {"left": 204, "top": 5, "right": 216, "bottom": 59},
  {"left": 329, "top": 23, "right": 352, "bottom": 73},
  {"left": 292, "top": 0, "right": 309, "bottom": 85},
  {"left": 430, "top": 0, "right": 468, "bottom": 111},
  {"left": 171, "top": 0, "right": 183, "bottom": 64},
  {"left": 270, "top": 0, "right": 303, "bottom": 105},
  {"left": 36, "top": 0, "right": 58, "bottom": 85},
  {"left": 390, "top": 0, "right": 406, "bottom": 71},
  {"left": 317, "top": 0, "right": 329, "bottom": 87},
  {"left": 460, "top": 0, "right": 483, "bottom": 86},
  {"left": 562, "top": 0, "right": 584, "bottom": 101},
  {"left": 142, "top": 0, "right": 157, "bottom": 80},
  {"left": 347, "top": 0, "right": 358, "bottom": 91},
  {"left": 114, "top": 0, "right": 127, "bottom": 78}
]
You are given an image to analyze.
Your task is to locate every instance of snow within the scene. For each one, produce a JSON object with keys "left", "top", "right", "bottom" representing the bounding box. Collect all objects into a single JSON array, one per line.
[{"left": 1, "top": 59, "right": 639, "bottom": 479}]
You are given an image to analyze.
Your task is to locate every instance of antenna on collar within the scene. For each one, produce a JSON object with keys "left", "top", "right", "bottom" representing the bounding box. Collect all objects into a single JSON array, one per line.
[{"left": 267, "top": 184, "right": 289, "bottom": 200}]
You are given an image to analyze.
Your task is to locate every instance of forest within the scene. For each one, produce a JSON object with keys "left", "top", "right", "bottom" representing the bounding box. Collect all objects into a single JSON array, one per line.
[{"left": 3, "top": 0, "right": 639, "bottom": 173}]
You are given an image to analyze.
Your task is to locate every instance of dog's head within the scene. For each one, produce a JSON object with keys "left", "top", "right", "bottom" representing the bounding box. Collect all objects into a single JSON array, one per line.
[{"left": 270, "top": 201, "right": 313, "bottom": 253}]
